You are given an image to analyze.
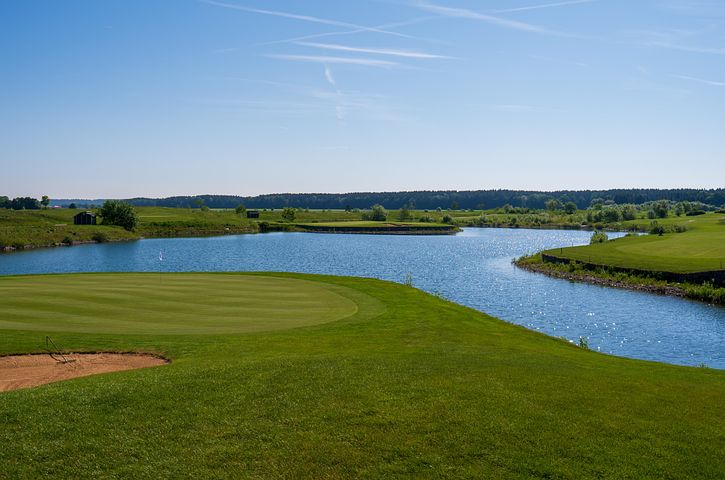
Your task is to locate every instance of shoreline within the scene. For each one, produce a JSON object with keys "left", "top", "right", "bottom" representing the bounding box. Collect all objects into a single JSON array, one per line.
[{"left": 514, "top": 255, "right": 724, "bottom": 305}]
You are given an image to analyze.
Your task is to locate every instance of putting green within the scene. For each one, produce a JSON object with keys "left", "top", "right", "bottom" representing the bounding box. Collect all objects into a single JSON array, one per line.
[{"left": 0, "top": 273, "right": 362, "bottom": 334}]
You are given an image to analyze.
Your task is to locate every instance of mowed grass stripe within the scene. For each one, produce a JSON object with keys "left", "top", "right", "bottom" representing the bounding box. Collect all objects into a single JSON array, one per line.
[{"left": 0, "top": 274, "right": 362, "bottom": 334}]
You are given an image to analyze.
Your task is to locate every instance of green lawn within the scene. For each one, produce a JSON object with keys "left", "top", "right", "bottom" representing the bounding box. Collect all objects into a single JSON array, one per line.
[
  {"left": 0, "top": 274, "right": 362, "bottom": 335},
  {"left": 1, "top": 273, "right": 723, "bottom": 478},
  {"left": 544, "top": 213, "right": 725, "bottom": 273}
]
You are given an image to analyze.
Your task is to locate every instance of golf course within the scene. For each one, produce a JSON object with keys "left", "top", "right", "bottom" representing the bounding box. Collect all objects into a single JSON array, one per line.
[
  {"left": 541, "top": 213, "right": 725, "bottom": 274},
  {"left": 1, "top": 273, "right": 723, "bottom": 478}
]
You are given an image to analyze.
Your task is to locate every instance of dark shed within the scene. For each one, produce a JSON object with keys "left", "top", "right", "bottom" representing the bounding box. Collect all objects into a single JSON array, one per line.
[
  {"left": 246, "top": 210, "right": 260, "bottom": 219},
  {"left": 74, "top": 211, "right": 97, "bottom": 225}
]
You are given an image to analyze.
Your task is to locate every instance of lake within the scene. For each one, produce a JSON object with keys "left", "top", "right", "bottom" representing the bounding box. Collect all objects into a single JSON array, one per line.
[{"left": 1, "top": 228, "right": 723, "bottom": 368}]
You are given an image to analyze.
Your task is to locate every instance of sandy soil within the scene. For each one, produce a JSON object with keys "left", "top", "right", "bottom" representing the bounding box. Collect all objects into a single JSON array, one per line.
[{"left": 0, "top": 353, "right": 168, "bottom": 393}]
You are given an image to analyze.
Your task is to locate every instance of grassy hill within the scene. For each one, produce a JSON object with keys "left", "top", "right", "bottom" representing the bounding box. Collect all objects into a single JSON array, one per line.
[
  {"left": 1, "top": 273, "right": 723, "bottom": 478},
  {"left": 542, "top": 213, "right": 725, "bottom": 273}
]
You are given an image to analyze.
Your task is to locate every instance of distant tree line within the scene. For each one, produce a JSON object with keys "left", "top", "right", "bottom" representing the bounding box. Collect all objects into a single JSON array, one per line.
[
  {"left": 0, "top": 196, "right": 42, "bottom": 210},
  {"left": 42, "top": 188, "right": 725, "bottom": 211}
]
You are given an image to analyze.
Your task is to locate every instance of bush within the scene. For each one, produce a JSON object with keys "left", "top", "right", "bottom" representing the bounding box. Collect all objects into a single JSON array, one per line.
[
  {"left": 649, "top": 221, "right": 665, "bottom": 236},
  {"left": 442, "top": 214, "right": 454, "bottom": 224},
  {"left": 590, "top": 231, "right": 608, "bottom": 244},
  {"left": 99, "top": 201, "right": 138, "bottom": 231},
  {"left": 672, "top": 224, "right": 688, "bottom": 233},
  {"left": 419, "top": 214, "right": 434, "bottom": 223},
  {"left": 62, "top": 236, "right": 74, "bottom": 245},
  {"left": 281, "top": 207, "right": 296, "bottom": 222},
  {"left": 92, "top": 231, "right": 109, "bottom": 243},
  {"left": 398, "top": 207, "right": 413, "bottom": 221},
  {"left": 362, "top": 204, "right": 387, "bottom": 221},
  {"left": 686, "top": 210, "right": 706, "bottom": 216}
]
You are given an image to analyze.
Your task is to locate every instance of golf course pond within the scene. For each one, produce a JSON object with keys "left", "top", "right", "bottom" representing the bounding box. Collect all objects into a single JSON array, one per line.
[{"left": 1, "top": 228, "right": 723, "bottom": 368}]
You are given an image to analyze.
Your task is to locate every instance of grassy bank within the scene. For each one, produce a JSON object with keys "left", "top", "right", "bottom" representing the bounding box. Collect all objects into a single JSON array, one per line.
[
  {"left": 0, "top": 208, "right": 460, "bottom": 250},
  {"left": 516, "top": 253, "right": 725, "bottom": 304},
  {"left": 544, "top": 213, "right": 725, "bottom": 273},
  {"left": 294, "top": 221, "right": 459, "bottom": 234},
  {"left": 1, "top": 272, "right": 724, "bottom": 478},
  {"left": 517, "top": 213, "right": 725, "bottom": 303}
]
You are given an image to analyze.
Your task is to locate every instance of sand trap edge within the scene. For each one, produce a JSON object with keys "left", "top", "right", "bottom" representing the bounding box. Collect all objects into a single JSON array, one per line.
[{"left": 0, "top": 352, "right": 170, "bottom": 393}]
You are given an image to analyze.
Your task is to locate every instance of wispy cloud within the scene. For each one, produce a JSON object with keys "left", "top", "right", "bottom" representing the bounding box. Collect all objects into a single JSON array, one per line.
[
  {"left": 265, "top": 54, "right": 398, "bottom": 68},
  {"left": 410, "top": 1, "right": 561, "bottom": 35},
  {"left": 324, "top": 66, "right": 337, "bottom": 87},
  {"left": 529, "top": 54, "right": 587, "bottom": 68},
  {"left": 200, "top": 0, "right": 414, "bottom": 39},
  {"left": 670, "top": 74, "right": 725, "bottom": 86},
  {"left": 622, "top": 29, "right": 725, "bottom": 55},
  {"left": 492, "top": 104, "right": 537, "bottom": 112},
  {"left": 323, "top": 65, "right": 347, "bottom": 122},
  {"left": 494, "top": 0, "right": 597, "bottom": 14},
  {"left": 260, "top": 16, "right": 440, "bottom": 46},
  {"left": 295, "top": 41, "right": 454, "bottom": 59}
]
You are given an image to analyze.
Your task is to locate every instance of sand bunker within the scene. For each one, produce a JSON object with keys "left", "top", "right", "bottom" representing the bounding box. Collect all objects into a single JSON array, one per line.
[{"left": 0, "top": 353, "right": 168, "bottom": 392}]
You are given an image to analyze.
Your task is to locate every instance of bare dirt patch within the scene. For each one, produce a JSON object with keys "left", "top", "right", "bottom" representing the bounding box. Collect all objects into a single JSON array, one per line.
[{"left": 0, "top": 353, "right": 168, "bottom": 393}]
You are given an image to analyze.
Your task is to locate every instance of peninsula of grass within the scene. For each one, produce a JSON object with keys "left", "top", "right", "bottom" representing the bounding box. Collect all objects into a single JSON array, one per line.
[
  {"left": 516, "top": 213, "right": 725, "bottom": 303},
  {"left": 542, "top": 213, "right": 725, "bottom": 274},
  {"left": 1, "top": 272, "right": 723, "bottom": 478},
  {"left": 294, "top": 220, "right": 459, "bottom": 234}
]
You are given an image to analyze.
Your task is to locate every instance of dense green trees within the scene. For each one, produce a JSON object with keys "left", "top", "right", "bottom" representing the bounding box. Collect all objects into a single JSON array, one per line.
[
  {"left": 6, "top": 197, "right": 41, "bottom": 210},
  {"left": 119, "top": 189, "right": 725, "bottom": 211},
  {"left": 99, "top": 200, "right": 138, "bottom": 231}
]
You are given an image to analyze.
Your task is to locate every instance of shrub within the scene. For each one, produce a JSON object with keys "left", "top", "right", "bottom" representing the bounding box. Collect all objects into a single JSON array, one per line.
[
  {"left": 362, "top": 204, "right": 387, "bottom": 221},
  {"left": 579, "top": 336, "right": 590, "bottom": 350},
  {"left": 590, "top": 231, "right": 609, "bottom": 244},
  {"left": 672, "top": 224, "right": 688, "bottom": 233},
  {"left": 92, "top": 231, "right": 109, "bottom": 243},
  {"left": 442, "top": 214, "right": 454, "bottom": 224},
  {"left": 649, "top": 221, "right": 665, "bottom": 236},
  {"left": 686, "top": 210, "right": 706, "bottom": 216},
  {"left": 419, "top": 214, "right": 434, "bottom": 223},
  {"left": 99, "top": 201, "right": 138, "bottom": 231},
  {"left": 62, "top": 236, "right": 74, "bottom": 245},
  {"left": 281, "top": 207, "right": 296, "bottom": 222},
  {"left": 398, "top": 207, "right": 413, "bottom": 221}
]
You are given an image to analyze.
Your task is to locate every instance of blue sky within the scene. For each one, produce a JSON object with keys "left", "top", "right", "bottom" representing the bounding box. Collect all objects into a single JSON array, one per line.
[{"left": 1, "top": 0, "right": 724, "bottom": 198}]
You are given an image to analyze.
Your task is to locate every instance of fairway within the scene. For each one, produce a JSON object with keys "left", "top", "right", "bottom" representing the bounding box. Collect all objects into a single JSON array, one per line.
[
  {"left": 1, "top": 273, "right": 723, "bottom": 478},
  {"left": 0, "top": 273, "right": 364, "bottom": 334}
]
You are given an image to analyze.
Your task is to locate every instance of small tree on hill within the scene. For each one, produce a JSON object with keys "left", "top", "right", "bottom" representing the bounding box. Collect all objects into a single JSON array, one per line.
[
  {"left": 41, "top": 195, "right": 50, "bottom": 208},
  {"left": 398, "top": 206, "right": 413, "bottom": 221},
  {"left": 99, "top": 200, "right": 138, "bottom": 231},
  {"left": 546, "top": 199, "right": 562, "bottom": 212},
  {"left": 590, "top": 231, "right": 609, "bottom": 244},
  {"left": 281, "top": 207, "right": 296, "bottom": 222},
  {"left": 564, "top": 201, "right": 577, "bottom": 215},
  {"left": 235, "top": 204, "right": 246, "bottom": 215},
  {"left": 362, "top": 204, "right": 387, "bottom": 221}
]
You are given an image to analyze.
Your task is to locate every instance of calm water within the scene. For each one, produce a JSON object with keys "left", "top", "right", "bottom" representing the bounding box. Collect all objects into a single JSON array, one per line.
[{"left": 1, "top": 229, "right": 723, "bottom": 368}]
